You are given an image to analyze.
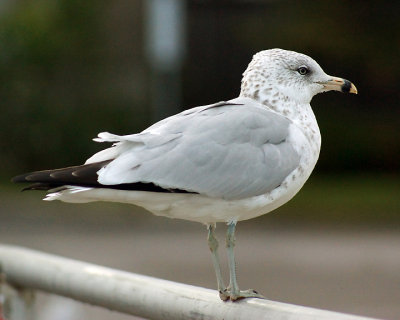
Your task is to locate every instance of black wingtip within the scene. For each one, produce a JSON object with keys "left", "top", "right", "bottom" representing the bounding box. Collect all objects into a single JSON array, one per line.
[
  {"left": 11, "top": 173, "right": 29, "bottom": 184},
  {"left": 10, "top": 160, "right": 113, "bottom": 191},
  {"left": 11, "top": 173, "right": 42, "bottom": 192},
  {"left": 21, "top": 183, "right": 53, "bottom": 191},
  {"left": 21, "top": 186, "right": 32, "bottom": 192}
]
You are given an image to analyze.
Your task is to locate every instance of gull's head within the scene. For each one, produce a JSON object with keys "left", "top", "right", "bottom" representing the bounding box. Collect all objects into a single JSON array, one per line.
[{"left": 240, "top": 49, "right": 357, "bottom": 105}]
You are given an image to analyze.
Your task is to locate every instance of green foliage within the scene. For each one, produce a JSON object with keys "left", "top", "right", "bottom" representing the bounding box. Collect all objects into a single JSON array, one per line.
[{"left": 0, "top": 1, "right": 148, "bottom": 173}]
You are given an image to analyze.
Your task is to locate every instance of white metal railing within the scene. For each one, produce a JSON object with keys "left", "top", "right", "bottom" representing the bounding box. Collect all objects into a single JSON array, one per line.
[{"left": 0, "top": 245, "right": 379, "bottom": 320}]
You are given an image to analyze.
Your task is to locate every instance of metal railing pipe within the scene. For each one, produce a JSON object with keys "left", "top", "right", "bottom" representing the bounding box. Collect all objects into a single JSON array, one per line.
[{"left": 0, "top": 245, "right": 378, "bottom": 320}]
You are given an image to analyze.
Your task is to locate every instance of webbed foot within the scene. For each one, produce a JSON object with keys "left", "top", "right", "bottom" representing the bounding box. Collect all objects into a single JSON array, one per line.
[{"left": 219, "top": 288, "right": 265, "bottom": 301}]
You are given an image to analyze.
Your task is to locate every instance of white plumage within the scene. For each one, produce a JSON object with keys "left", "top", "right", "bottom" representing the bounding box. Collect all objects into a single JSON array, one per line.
[{"left": 14, "top": 49, "right": 357, "bottom": 300}]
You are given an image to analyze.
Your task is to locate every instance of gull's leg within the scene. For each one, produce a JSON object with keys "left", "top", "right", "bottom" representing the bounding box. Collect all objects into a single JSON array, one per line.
[
  {"left": 226, "top": 221, "right": 240, "bottom": 298},
  {"left": 207, "top": 224, "right": 229, "bottom": 301},
  {"left": 226, "top": 221, "right": 265, "bottom": 301}
]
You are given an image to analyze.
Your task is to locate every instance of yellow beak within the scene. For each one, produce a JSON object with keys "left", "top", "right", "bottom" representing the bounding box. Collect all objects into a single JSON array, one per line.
[{"left": 320, "top": 76, "right": 358, "bottom": 94}]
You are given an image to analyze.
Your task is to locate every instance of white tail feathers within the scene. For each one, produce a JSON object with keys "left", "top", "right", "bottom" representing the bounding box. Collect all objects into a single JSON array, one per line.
[{"left": 93, "top": 132, "right": 122, "bottom": 143}]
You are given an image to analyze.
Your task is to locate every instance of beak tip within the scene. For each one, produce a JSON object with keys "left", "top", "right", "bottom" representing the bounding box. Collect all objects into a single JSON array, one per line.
[
  {"left": 350, "top": 85, "right": 358, "bottom": 94},
  {"left": 320, "top": 76, "right": 357, "bottom": 94},
  {"left": 341, "top": 79, "right": 357, "bottom": 94}
]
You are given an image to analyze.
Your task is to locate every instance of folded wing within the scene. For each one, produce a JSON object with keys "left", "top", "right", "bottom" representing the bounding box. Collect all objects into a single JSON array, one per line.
[
  {"left": 13, "top": 99, "right": 301, "bottom": 200},
  {"left": 95, "top": 99, "right": 300, "bottom": 200}
]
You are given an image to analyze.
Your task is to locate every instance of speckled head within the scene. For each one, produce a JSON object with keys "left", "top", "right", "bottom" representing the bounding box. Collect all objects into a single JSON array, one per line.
[{"left": 240, "top": 49, "right": 357, "bottom": 106}]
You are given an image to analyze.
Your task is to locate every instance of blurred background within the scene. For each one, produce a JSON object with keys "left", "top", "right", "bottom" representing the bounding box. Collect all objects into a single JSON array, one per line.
[{"left": 1, "top": 1, "right": 399, "bottom": 319}]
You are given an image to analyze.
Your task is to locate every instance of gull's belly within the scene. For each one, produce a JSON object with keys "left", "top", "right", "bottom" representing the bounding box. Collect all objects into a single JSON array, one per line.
[
  {"left": 143, "top": 161, "right": 314, "bottom": 223},
  {"left": 71, "top": 161, "right": 312, "bottom": 224},
  {"left": 56, "top": 173, "right": 306, "bottom": 224}
]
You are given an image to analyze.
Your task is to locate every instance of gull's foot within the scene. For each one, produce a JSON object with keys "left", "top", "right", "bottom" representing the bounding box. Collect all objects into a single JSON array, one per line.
[
  {"left": 230, "top": 289, "right": 266, "bottom": 301},
  {"left": 219, "top": 288, "right": 265, "bottom": 301},
  {"left": 219, "top": 289, "right": 230, "bottom": 301}
]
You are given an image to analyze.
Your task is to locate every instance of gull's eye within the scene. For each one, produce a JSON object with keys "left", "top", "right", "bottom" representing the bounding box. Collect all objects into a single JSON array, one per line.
[{"left": 297, "top": 66, "right": 309, "bottom": 75}]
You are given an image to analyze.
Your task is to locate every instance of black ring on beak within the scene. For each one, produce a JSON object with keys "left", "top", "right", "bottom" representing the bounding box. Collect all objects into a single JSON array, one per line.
[{"left": 341, "top": 79, "right": 352, "bottom": 93}]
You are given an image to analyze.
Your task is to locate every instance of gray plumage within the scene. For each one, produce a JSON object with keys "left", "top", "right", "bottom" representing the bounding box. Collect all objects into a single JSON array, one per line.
[{"left": 94, "top": 98, "right": 299, "bottom": 200}]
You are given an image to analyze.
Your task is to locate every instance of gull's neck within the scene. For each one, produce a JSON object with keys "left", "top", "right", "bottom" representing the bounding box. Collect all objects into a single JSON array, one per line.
[
  {"left": 240, "top": 86, "right": 314, "bottom": 125},
  {"left": 240, "top": 84, "right": 321, "bottom": 154}
]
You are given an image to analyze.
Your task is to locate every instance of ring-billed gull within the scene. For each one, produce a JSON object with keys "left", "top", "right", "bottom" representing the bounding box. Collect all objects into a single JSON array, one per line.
[{"left": 13, "top": 49, "right": 357, "bottom": 301}]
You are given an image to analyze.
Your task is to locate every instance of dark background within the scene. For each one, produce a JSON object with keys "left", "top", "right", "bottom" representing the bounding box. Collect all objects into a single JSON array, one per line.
[{"left": 1, "top": 1, "right": 399, "bottom": 174}]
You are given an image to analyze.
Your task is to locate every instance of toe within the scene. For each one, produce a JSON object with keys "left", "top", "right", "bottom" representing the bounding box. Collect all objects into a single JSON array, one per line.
[
  {"left": 230, "top": 289, "right": 266, "bottom": 301},
  {"left": 219, "top": 289, "right": 230, "bottom": 301}
]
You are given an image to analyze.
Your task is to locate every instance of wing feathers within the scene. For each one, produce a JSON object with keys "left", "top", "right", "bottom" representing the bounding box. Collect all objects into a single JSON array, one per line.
[
  {"left": 12, "top": 160, "right": 112, "bottom": 187},
  {"left": 12, "top": 160, "right": 194, "bottom": 194},
  {"left": 12, "top": 99, "right": 300, "bottom": 200}
]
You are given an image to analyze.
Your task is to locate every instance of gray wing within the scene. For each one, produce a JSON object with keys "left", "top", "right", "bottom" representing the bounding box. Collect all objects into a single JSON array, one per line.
[{"left": 95, "top": 99, "right": 300, "bottom": 200}]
